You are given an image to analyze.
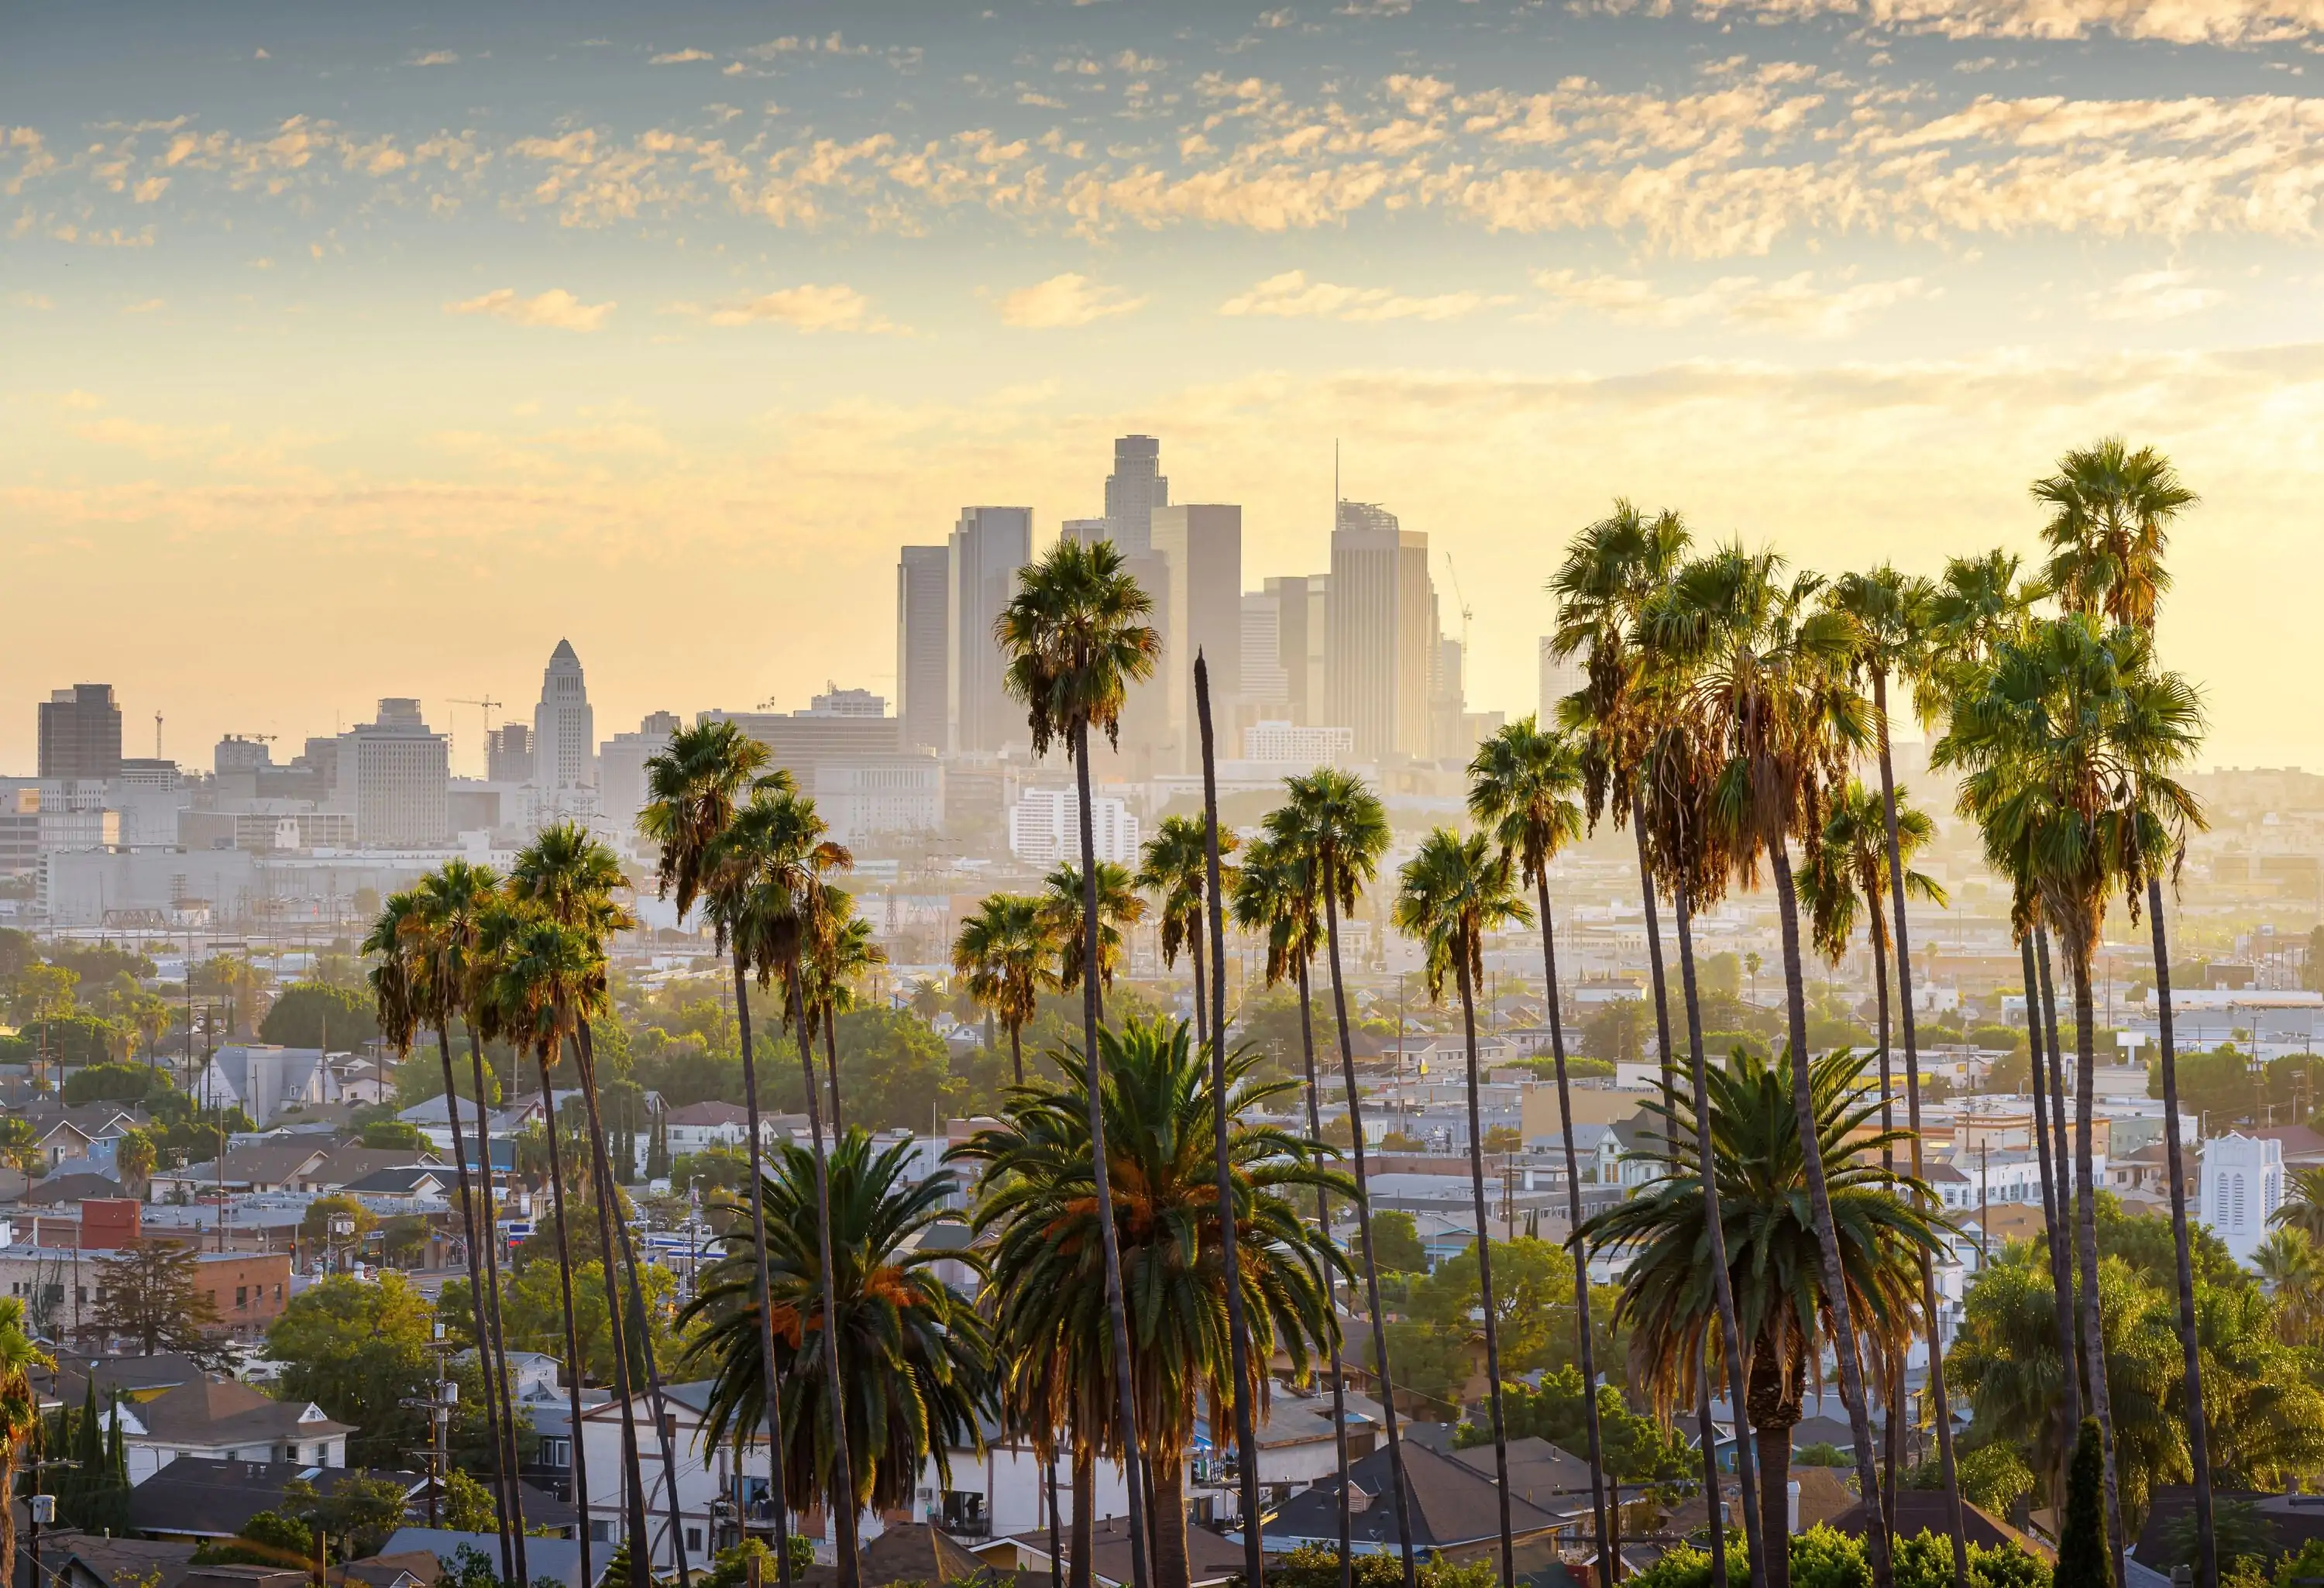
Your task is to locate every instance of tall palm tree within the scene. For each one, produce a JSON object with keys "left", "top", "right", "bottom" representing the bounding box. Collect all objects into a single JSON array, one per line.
[
  {"left": 370, "top": 885, "right": 518, "bottom": 1583},
  {"left": 1937, "top": 613, "right": 2203, "bottom": 1578},
  {"left": 681, "top": 1132, "right": 993, "bottom": 1546},
  {"left": 1137, "top": 814, "right": 1238, "bottom": 1048},
  {"left": 511, "top": 825, "right": 663, "bottom": 1586},
  {"left": 2037, "top": 436, "right": 2214, "bottom": 1588},
  {"left": 1641, "top": 545, "right": 1893, "bottom": 1586},
  {"left": 995, "top": 535, "right": 1163, "bottom": 1588},
  {"left": 490, "top": 913, "right": 605, "bottom": 1588},
  {"left": 951, "top": 1018, "right": 1346, "bottom": 1588},
  {"left": 1231, "top": 837, "right": 1353, "bottom": 1588},
  {"left": 1267, "top": 768, "right": 1417, "bottom": 1588},
  {"left": 1466, "top": 718, "right": 1617, "bottom": 1584},
  {"left": 792, "top": 890, "right": 884, "bottom": 1134},
  {"left": 1394, "top": 827, "right": 1532, "bottom": 1586},
  {"left": 952, "top": 895, "right": 1055, "bottom": 1087},
  {"left": 721, "top": 788, "right": 865, "bottom": 1588},
  {"left": 1580, "top": 1046, "right": 1948, "bottom": 1588},
  {"left": 0, "top": 1296, "right": 48, "bottom": 1588}
]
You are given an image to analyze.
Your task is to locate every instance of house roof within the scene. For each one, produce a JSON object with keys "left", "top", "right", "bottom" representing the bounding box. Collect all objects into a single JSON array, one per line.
[
  {"left": 339, "top": 1167, "right": 449, "bottom": 1196},
  {"left": 665, "top": 1102, "right": 751, "bottom": 1128},
  {"left": 2255, "top": 1123, "right": 2324, "bottom": 1162},
  {"left": 127, "top": 1377, "right": 354, "bottom": 1449},
  {"left": 26, "top": 1171, "right": 125, "bottom": 1204},
  {"left": 378, "top": 1532, "right": 598, "bottom": 1588},
  {"left": 1828, "top": 1491, "right": 2052, "bottom": 1560},
  {"left": 130, "top": 1460, "right": 409, "bottom": 1539},
  {"left": 1263, "top": 1437, "right": 1566, "bottom": 1551},
  {"left": 307, "top": 1146, "right": 445, "bottom": 1188},
  {"left": 55, "top": 1351, "right": 208, "bottom": 1401},
  {"left": 339, "top": 1551, "right": 444, "bottom": 1588},
  {"left": 32, "top": 1530, "right": 199, "bottom": 1588},
  {"left": 796, "top": 1523, "right": 992, "bottom": 1588},
  {"left": 994, "top": 1515, "right": 1246, "bottom": 1588},
  {"left": 1450, "top": 1437, "right": 1600, "bottom": 1514},
  {"left": 164, "top": 1142, "right": 328, "bottom": 1188}
]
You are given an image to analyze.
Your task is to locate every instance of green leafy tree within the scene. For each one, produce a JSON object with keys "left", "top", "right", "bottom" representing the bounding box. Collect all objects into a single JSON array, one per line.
[
  {"left": 266, "top": 1271, "right": 438, "bottom": 1468},
  {"left": 442, "top": 1467, "right": 497, "bottom": 1533},
  {"left": 2054, "top": 1420, "right": 2110, "bottom": 1588},
  {"left": 88, "top": 1240, "right": 228, "bottom": 1366},
  {"left": 359, "top": 1119, "right": 429, "bottom": 1150},
  {"left": 258, "top": 982, "right": 380, "bottom": 1049},
  {"left": 1455, "top": 1366, "right": 1693, "bottom": 1497},
  {"left": 1356, "top": 1208, "right": 1428, "bottom": 1275},
  {"left": 62, "top": 1062, "right": 172, "bottom": 1105}
]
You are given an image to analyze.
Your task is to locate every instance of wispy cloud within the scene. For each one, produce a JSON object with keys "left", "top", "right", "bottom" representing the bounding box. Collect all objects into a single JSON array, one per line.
[
  {"left": 2087, "top": 269, "right": 2224, "bottom": 321},
  {"left": 672, "top": 284, "right": 896, "bottom": 332},
  {"left": 1528, "top": 268, "right": 1930, "bottom": 335},
  {"left": 407, "top": 50, "right": 458, "bottom": 67},
  {"left": 445, "top": 287, "right": 615, "bottom": 332},
  {"left": 1219, "top": 270, "right": 1504, "bottom": 322},
  {"left": 998, "top": 273, "right": 1147, "bottom": 328},
  {"left": 649, "top": 48, "right": 715, "bottom": 64}
]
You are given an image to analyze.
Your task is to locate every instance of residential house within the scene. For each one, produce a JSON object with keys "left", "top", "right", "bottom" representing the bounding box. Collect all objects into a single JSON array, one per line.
[
  {"left": 20, "top": 1532, "right": 198, "bottom": 1588},
  {"left": 97, "top": 1370, "right": 353, "bottom": 1480},
  {"left": 377, "top": 1535, "right": 598, "bottom": 1588},
  {"left": 129, "top": 1459, "right": 407, "bottom": 1539},
  {"left": 1257, "top": 1439, "right": 1569, "bottom": 1570},
  {"left": 975, "top": 1515, "right": 1243, "bottom": 1588},
  {"left": 150, "top": 1143, "right": 444, "bottom": 1199},
  {"left": 191, "top": 1046, "right": 349, "bottom": 1125},
  {"left": 339, "top": 1165, "right": 455, "bottom": 1206}
]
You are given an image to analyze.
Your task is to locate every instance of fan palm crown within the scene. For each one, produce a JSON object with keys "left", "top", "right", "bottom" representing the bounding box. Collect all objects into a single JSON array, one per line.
[{"left": 2034, "top": 436, "right": 2197, "bottom": 631}]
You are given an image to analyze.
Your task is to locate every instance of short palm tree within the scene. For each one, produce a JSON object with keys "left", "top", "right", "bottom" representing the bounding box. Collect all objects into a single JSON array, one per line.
[
  {"left": 951, "top": 1018, "right": 1346, "bottom": 1588},
  {"left": 996, "top": 535, "right": 1163, "bottom": 1588},
  {"left": 1266, "top": 768, "right": 1418, "bottom": 1588},
  {"left": 1580, "top": 1045, "right": 1947, "bottom": 1588},
  {"left": 2252, "top": 1229, "right": 2324, "bottom": 1346},
  {"left": 681, "top": 1132, "right": 992, "bottom": 1538},
  {"left": 952, "top": 895, "right": 1055, "bottom": 1087},
  {"left": 1137, "top": 814, "right": 1238, "bottom": 1048},
  {"left": 0, "top": 1296, "right": 49, "bottom": 1588},
  {"left": 642, "top": 723, "right": 799, "bottom": 1588},
  {"left": 1937, "top": 612, "right": 2203, "bottom": 1577},
  {"left": 2272, "top": 1167, "right": 2324, "bottom": 1244},
  {"left": 1465, "top": 717, "right": 1618, "bottom": 1581},
  {"left": 1041, "top": 860, "right": 1146, "bottom": 1004},
  {"left": 790, "top": 889, "right": 884, "bottom": 1133},
  {"left": 1393, "top": 827, "right": 1532, "bottom": 1586}
]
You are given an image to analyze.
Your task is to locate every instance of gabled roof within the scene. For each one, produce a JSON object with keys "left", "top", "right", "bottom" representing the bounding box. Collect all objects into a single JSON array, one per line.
[
  {"left": 27, "top": 1170, "right": 125, "bottom": 1204},
  {"left": 339, "top": 1167, "right": 449, "bottom": 1196},
  {"left": 665, "top": 1102, "right": 751, "bottom": 1128},
  {"left": 1451, "top": 1436, "right": 1600, "bottom": 1514},
  {"left": 1828, "top": 1491, "right": 2051, "bottom": 1559},
  {"left": 125, "top": 1376, "right": 354, "bottom": 1448},
  {"left": 307, "top": 1145, "right": 444, "bottom": 1187},
  {"left": 162, "top": 1142, "right": 328, "bottom": 1188},
  {"left": 129, "top": 1459, "right": 408, "bottom": 1539},
  {"left": 33, "top": 1530, "right": 199, "bottom": 1588},
  {"left": 992, "top": 1515, "right": 1245, "bottom": 1588},
  {"left": 1263, "top": 1437, "right": 1567, "bottom": 1550}
]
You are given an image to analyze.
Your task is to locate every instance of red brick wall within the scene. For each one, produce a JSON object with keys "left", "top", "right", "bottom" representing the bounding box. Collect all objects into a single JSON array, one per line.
[
  {"left": 79, "top": 1199, "right": 143, "bottom": 1249},
  {"left": 198, "top": 1253, "right": 292, "bottom": 1338}
]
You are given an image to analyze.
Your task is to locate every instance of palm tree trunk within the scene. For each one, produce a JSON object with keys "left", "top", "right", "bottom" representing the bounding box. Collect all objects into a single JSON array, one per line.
[
  {"left": 2037, "top": 925, "right": 2078, "bottom": 1346},
  {"left": 2065, "top": 940, "right": 2126, "bottom": 1576},
  {"left": 1748, "top": 1350, "right": 1796, "bottom": 1588},
  {"left": 571, "top": 1024, "right": 650, "bottom": 1588},
  {"left": 466, "top": 1026, "right": 531, "bottom": 1588},
  {"left": 1191, "top": 933, "right": 1208, "bottom": 1055},
  {"left": 1869, "top": 924, "right": 1899, "bottom": 1538},
  {"left": 1455, "top": 959, "right": 1514, "bottom": 1587},
  {"left": 1047, "top": 1450, "right": 1065, "bottom": 1588},
  {"left": 2146, "top": 875, "right": 2214, "bottom": 1588},
  {"left": 1195, "top": 657, "right": 1263, "bottom": 1588},
  {"left": 1532, "top": 874, "right": 1612, "bottom": 1587},
  {"left": 783, "top": 962, "right": 860, "bottom": 1588},
  {"left": 1673, "top": 882, "right": 1766, "bottom": 1588},
  {"left": 436, "top": 1022, "right": 514, "bottom": 1582},
  {"left": 1697, "top": 1380, "right": 1728, "bottom": 1588},
  {"left": 1293, "top": 957, "right": 1353, "bottom": 1588},
  {"left": 1631, "top": 801, "right": 1676, "bottom": 1146},
  {"left": 823, "top": 1008, "right": 844, "bottom": 1137},
  {"left": 732, "top": 954, "right": 796, "bottom": 1588},
  {"left": 1151, "top": 1454, "right": 1191, "bottom": 1588},
  {"left": 537, "top": 1040, "right": 596, "bottom": 1588},
  {"left": 1322, "top": 874, "right": 1418, "bottom": 1588},
  {"left": 1009, "top": 1022, "right": 1026, "bottom": 1089},
  {"left": 2019, "top": 936, "right": 2081, "bottom": 1494},
  {"left": 1769, "top": 840, "right": 1891, "bottom": 1588},
  {"left": 1071, "top": 1443, "right": 1095, "bottom": 1588},
  {"left": 1868, "top": 672, "right": 1971, "bottom": 1588},
  {"left": 1071, "top": 717, "right": 1152, "bottom": 1588},
  {"left": 578, "top": 1021, "right": 692, "bottom": 1588}
]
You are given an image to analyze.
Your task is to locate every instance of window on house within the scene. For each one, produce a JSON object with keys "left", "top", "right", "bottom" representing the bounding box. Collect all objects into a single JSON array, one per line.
[
  {"left": 686, "top": 1528, "right": 703, "bottom": 1554},
  {"left": 590, "top": 1521, "right": 614, "bottom": 1544},
  {"left": 236, "top": 1287, "right": 249, "bottom": 1309}
]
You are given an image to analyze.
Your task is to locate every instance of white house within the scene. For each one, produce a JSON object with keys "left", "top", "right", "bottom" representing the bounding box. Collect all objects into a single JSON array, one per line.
[
  {"left": 2200, "top": 1130, "right": 2284, "bottom": 1267},
  {"left": 193, "top": 1045, "right": 342, "bottom": 1124},
  {"left": 102, "top": 1374, "right": 353, "bottom": 1483}
]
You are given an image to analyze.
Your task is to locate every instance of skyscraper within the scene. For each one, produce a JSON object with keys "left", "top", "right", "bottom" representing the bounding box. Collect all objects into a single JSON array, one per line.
[
  {"left": 599, "top": 710, "right": 680, "bottom": 842},
  {"left": 896, "top": 545, "right": 951, "bottom": 753},
  {"left": 1103, "top": 435, "right": 1168, "bottom": 556},
  {"left": 1149, "top": 504, "right": 1243, "bottom": 766},
  {"left": 486, "top": 724, "right": 533, "bottom": 784},
  {"left": 1240, "top": 591, "right": 1288, "bottom": 710},
  {"left": 531, "top": 640, "right": 596, "bottom": 792},
  {"left": 1264, "top": 575, "right": 1329, "bottom": 726},
  {"left": 37, "top": 685, "right": 122, "bottom": 780},
  {"left": 1327, "top": 502, "right": 1433, "bottom": 760},
  {"left": 338, "top": 699, "right": 450, "bottom": 847},
  {"left": 947, "top": 507, "right": 1033, "bottom": 754},
  {"left": 1538, "top": 637, "right": 1587, "bottom": 726}
]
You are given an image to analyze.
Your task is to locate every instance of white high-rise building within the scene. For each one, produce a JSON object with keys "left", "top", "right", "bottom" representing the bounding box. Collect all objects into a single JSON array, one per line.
[
  {"left": 531, "top": 640, "right": 596, "bottom": 797},
  {"left": 1327, "top": 503, "right": 1434, "bottom": 761},
  {"left": 1008, "top": 785, "right": 1140, "bottom": 866},
  {"left": 1241, "top": 592, "right": 1288, "bottom": 708},
  {"left": 599, "top": 711, "right": 679, "bottom": 845},
  {"left": 948, "top": 507, "right": 1033, "bottom": 754},
  {"left": 1242, "top": 721, "right": 1353, "bottom": 767},
  {"left": 1539, "top": 637, "right": 1587, "bottom": 727},
  {"left": 336, "top": 699, "right": 449, "bottom": 847},
  {"left": 1150, "top": 504, "right": 1243, "bottom": 767}
]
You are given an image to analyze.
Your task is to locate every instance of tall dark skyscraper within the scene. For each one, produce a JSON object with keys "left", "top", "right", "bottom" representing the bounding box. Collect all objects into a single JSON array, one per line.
[
  {"left": 486, "top": 723, "right": 533, "bottom": 782},
  {"left": 37, "top": 684, "right": 122, "bottom": 780},
  {"left": 948, "top": 506, "right": 1033, "bottom": 753},
  {"left": 1103, "top": 435, "right": 1168, "bottom": 557},
  {"left": 896, "top": 543, "right": 951, "bottom": 752},
  {"left": 1150, "top": 504, "right": 1243, "bottom": 768}
]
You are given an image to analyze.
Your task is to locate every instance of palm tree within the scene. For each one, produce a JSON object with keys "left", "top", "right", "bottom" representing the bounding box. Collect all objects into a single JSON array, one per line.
[
  {"left": 511, "top": 824, "right": 661, "bottom": 1586},
  {"left": 2253, "top": 1229, "right": 2324, "bottom": 1346},
  {"left": 1137, "top": 814, "right": 1238, "bottom": 1048},
  {"left": 1393, "top": 827, "right": 1532, "bottom": 1586},
  {"left": 1580, "top": 1045, "right": 1948, "bottom": 1588},
  {"left": 681, "top": 1132, "right": 992, "bottom": 1546},
  {"left": 951, "top": 1018, "right": 1346, "bottom": 1588},
  {"left": 1041, "top": 860, "right": 1146, "bottom": 1004},
  {"left": 2037, "top": 436, "right": 2213, "bottom": 1588},
  {"left": 2271, "top": 1167, "right": 2324, "bottom": 1243},
  {"left": 1466, "top": 717, "right": 1618, "bottom": 1584},
  {"left": 0, "top": 1296, "right": 48, "bottom": 1588},
  {"left": 1231, "top": 837, "right": 1353, "bottom": 1588},
  {"left": 1641, "top": 545, "right": 1893, "bottom": 1586},
  {"left": 370, "top": 884, "right": 519, "bottom": 1583},
  {"left": 792, "top": 890, "right": 884, "bottom": 1133},
  {"left": 995, "top": 535, "right": 1163, "bottom": 1588},
  {"left": 1937, "top": 612, "right": 2204, "bottom": 1578},
  {"left": 951, "top": 895, "right": 1054, "bottom": 1087},
  {"left": 721, "top": 788, "right": 865, "bottom": 1588},
  {"left": 641, "top": 722, "right": 799, "bottom": 1588},
  {"left": 1267, "top": 768, "right": 1418, "bottom": 1588}
]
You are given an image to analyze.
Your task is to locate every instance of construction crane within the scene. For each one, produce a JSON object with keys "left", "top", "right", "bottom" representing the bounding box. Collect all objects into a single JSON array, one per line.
[
  {"left": 1442, "top": 552, "right": 1473, "bottom": 662},
  {"left": 448, "top": 696, "right": 502, "bottom": 776}
]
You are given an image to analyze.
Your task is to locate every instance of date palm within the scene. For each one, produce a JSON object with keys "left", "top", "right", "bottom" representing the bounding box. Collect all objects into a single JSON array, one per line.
[
  {"left": 680, "top": 1132, "right": 992, "bottom": 1536},
  {"left": 1936, "top": 612, "right": 2203, "bottom": 1579},
  {"left": 1266, "top": 768, "right": 1418, "bottom": 1588},
  {"left": 1393, "top": 827, "right": 1533, "bottom": 1586},
  {"left": 1579, "top": 1044, "right": 1947, "bottom": 1588},
  {"left": 951, "top": 1018, "right": 1346, "bottom": 1588},
  {"left": 1041, "top": 860, "right": 1146, "bottom": 1002},
  {"left": 511, "top": 823, "right": 663, "bottom": 1586},
  {"left": 1231, "top": 836, "right": 1353, "bottom": 1588},
  {"left": 997, "top": 535, "right": 1163, "bottom": 1588},
  {"left": 789, "top": 890, "right": 885, "bottom": 1133},
  {"left": 1137, "top": 814, "right": 1238, "bottom": 1049},
  {"left": 1639, "top": 544, "right": 1892, "bottom": 1586},
  {"left": 1465, "top": 717, "right": 1618, "bottom": 1583},
  {"left": 641, "top": 721, "right": 800, "bottom": 1588},
  {"left": 952, "top": 895, "right": 1055, "bottom": 1087}
]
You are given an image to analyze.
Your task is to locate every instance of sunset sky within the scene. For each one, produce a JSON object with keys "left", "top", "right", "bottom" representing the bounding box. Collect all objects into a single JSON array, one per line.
[{"left": 6, "top": 0, "right": 2323, "bottom": 775}]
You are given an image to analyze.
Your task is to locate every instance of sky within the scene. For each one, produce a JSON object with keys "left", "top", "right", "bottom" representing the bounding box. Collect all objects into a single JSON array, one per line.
[{"left": 5, "top": 0, "right": 2324, "bottom": 777}]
